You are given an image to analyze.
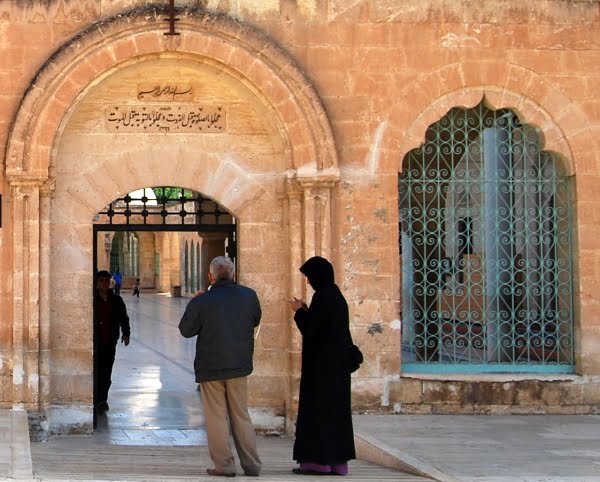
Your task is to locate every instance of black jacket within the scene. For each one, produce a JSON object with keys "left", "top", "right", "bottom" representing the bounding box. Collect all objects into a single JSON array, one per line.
[
  {"left": 293, "top": 256, "right": 356, "bottom": 464},
  {"left": 93, "top": 290, "right": 130, "bottom": 346},
  {"left": 179, "top": 279, "right": 261, "bottom": 383}
]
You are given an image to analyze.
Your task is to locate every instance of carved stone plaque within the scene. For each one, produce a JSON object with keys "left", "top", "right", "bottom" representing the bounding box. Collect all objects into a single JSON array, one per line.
[{"left": 105, "top": 105, "right": 226, "bottom": 133}]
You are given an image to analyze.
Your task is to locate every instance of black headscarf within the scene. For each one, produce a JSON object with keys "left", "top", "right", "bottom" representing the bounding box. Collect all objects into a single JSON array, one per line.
[{"left": 299, "top": 256, "right": 335, "bottom": 291}]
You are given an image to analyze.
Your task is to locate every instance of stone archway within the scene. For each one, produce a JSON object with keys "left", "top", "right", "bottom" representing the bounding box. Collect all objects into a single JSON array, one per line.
[
  {"left": 6, "top": 7, "right": 338, "bottom": 177},
  {"left": 5, "top": 7, "right": 339, "bottom": 433}
]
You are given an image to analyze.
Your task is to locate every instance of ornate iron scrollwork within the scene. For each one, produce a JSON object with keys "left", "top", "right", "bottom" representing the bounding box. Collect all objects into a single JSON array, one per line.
[{"left": 399, "top": 99, "right": 574, "bottom": 373}]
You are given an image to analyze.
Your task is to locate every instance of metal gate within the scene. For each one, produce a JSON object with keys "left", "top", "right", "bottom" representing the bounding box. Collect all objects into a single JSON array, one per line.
[
  {"left": 399, "top": 100, "right": 575, "bottom": 373},
  {"left": 92, "top": 186, "right": 236, "bottom": 274}
]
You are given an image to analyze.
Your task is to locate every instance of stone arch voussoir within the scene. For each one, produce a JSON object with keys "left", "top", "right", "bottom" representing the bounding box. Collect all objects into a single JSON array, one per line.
[
  {"left": 6, "top": 6, "right": 338, "bottom": 182},
  {"left": 65, "top": 158, "right": 269, "bottom": 227},
  {"left": 390, "top": 61, "right": 590, "bottom": 177}
]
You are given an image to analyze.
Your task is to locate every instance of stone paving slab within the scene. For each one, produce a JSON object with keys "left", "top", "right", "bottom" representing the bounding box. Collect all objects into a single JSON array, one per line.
[
  {"left": 30, "top": 434, "right": 430, "bottom": 481},
  {"left": 0, "top": 409, "right": 33, "bottom": 480},
  {"left": 7, "top": 292, "right": 600, "bottom": 481},
  {"left": 6, "top": 408, "right": 600, "bottom": 481},
  {"left": 353, "top": 414, "right": 600, "bottom": 482}
]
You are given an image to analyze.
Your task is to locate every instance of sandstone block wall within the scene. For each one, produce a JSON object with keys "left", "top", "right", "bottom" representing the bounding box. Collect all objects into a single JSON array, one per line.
[{"left": 0, "top": 0, "right": 599, "bottom": 430}]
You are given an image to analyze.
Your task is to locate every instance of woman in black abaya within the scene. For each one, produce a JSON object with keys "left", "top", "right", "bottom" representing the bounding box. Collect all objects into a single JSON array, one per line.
[{"left": 289, "top": 256, "right": 356, "bottom": 476}]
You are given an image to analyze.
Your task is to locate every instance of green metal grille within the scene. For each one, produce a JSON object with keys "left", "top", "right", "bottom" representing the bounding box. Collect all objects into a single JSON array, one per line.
[{"left": 399, "top": 100, "right": 575, "bottom": 373}]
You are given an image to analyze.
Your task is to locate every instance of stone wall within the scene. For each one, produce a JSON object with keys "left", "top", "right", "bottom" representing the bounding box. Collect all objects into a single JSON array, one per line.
[
  {"left": 0, "top": 0, "right": 599, "bottom": 431},
  {"left": 386, "top": 375, "right": 600, "bottom": 415}
]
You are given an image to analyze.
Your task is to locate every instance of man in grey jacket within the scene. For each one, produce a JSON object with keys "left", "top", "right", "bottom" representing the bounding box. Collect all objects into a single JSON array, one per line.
[{"left": 179, "top": 256, "right": 262, "bottom": 477}]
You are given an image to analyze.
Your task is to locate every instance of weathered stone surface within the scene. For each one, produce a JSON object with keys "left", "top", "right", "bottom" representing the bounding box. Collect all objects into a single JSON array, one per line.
[
  {"left": 388, "top": 377, "right": 423, "bottom": 405},
  {"left": 0, "top": 0, "right": 600, "bottom": 433},
  {"left": 387, "top": 377, "right": 600, "bottom": 414}
]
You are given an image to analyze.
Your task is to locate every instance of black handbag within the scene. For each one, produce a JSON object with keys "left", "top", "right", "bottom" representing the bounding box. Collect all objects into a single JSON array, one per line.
[{"left": 348, "top": 344, "right": 363, "bottom": 373}]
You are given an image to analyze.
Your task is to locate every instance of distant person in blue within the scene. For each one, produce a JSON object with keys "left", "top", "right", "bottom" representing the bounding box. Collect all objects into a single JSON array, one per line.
[{"left": 112, "top": 267, "right": 122, "bottom": 296}]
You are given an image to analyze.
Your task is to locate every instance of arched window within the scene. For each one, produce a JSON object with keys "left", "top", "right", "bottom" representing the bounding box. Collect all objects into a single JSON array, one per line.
[
  {"left": 399, "top": 99, "right": 575, "bottom": 373},
  {"left": 110, "top": 232, "right": 139, "bottom": 277},
  {"left": 196, "top": 241, "right": 202, "bottom": 292},
  {"left": 191, "top": 240, "right": 197, "bottom": 293},
  {"left": 184, "top": 241, "right": 189, "bottom": 293}
]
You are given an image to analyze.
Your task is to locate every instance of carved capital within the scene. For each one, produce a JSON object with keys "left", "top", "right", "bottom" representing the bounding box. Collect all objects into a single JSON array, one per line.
[
  {"left": 40, "top": 178, "right": 56, "bottom": 197},
  {"left": 285, "top": 178, "right": 303, "bottom": 199},
  {"left": 293, "top": 168, "right": 339, "bottom": 196},
  {"left": 7, "top": 175, "right": 47, "bottom": 190}
]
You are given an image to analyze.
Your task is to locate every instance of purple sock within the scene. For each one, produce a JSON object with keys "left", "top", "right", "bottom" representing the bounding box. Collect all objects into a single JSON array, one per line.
[
  {"left": 299, "top": 462, "right": 332, "bottom": 473},
  {"left": 331, "top": 463, "right": 348, "bottom": 475}
]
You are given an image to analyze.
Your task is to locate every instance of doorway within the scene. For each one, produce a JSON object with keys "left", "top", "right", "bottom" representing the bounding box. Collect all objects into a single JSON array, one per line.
[{"left": 92, "top": 186, "right": 236, "bottom": 435}]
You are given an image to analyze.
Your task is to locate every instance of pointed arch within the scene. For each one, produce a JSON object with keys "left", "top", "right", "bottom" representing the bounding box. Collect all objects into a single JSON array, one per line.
[
  {"left": 184, "top": 240, "right": 190, "bottom": 294},
  {"left": 389, "top": 61, "right": 592, "bottom": 177},
  {"left": 399, "top": 100, "right": 576, "bottom": 372}
]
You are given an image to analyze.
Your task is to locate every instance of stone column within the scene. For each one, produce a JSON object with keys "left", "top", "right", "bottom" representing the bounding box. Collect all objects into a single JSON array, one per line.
[
  {"left": 311, "top": 183, "right": 335, "bottom": 262},
  {"left": 285, "top": 175, "right": 338, "bottom": 434},
  {"left": 297, "top": 177, "right": 337, "bottom": 267},
  {"left": 38, "top": 180, "right": 54, "bottom": 409},
  {"left": 285, "top": 179, "right": 303, "bottom": 434},
  {"left": 9, "top": 179, "right": 43, "bottom": 409},
  {"left": 286, "top": 179, "right": 304, "bottom": 299},
  {"left": 168, "top": 232, "right": 181, "bottom": 291},
  {"left": 199, "top": 233, "right": 228, "bottom": 290}
]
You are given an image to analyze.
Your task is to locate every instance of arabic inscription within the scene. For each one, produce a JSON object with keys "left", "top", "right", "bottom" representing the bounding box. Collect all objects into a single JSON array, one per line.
[
  {"left": 137, "top": 84, "right": 193, "bottom": 102},
  {"left": 105, "top": 105, "right": 226, "bottom": 133}
]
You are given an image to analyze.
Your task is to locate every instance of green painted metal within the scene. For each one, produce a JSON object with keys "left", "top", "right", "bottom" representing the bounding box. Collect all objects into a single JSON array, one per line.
[
  {"left": 402, "top": 364, "right": 575, "bottom": 374},
  {"left": 399, "top": 99, "right": 575, "bottom": 373}
]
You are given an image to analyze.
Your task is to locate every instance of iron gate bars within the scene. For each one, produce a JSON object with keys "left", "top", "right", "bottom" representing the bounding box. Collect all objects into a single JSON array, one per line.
[
  {"left": 399, "top": 99, "right": 575, "bottom": 373},
  {"left": 96, "top": 187, "right": 233, "bottom": 227}
]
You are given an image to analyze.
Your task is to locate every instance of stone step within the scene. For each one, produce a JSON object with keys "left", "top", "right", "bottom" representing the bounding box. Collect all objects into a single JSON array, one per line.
[
  {"left": 30, "top": 433, "right": 432, "bottom": 481},
  {"left": 0, "top": 409, "right": 33, "bottom": 480}
]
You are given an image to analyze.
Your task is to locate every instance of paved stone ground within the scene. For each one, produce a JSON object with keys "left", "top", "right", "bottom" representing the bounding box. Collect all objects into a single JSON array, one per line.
[
  {"left": 0, "top": 410, "right": 33, "bottom": 480},
  {"left": 354, "top": 414, "right": 600, "bottom": 482},
  {"left": 29, "top": 433, "right": 429, "bottom": 481},
  {"left": 2, "top": 407, "right": 430, "bottom": 481},
  {"left": 3, "top": 293, "right": 429, "bottom": 481},
  {"left": 4, "top": 294, "right": 600, "bottom": 481}
]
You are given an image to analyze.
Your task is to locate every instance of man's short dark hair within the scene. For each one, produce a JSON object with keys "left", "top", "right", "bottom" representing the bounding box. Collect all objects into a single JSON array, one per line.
[{"left": 97, "top": 270, "right": 111, "bottom": 279}]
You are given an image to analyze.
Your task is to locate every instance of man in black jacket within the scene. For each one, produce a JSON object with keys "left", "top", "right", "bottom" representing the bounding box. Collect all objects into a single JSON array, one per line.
[
  {"left": 179, "top": 256, "right": 262, "bottom": 478},
  {"left": 93, "top": 270, "right": 131, "bottom": 414}
]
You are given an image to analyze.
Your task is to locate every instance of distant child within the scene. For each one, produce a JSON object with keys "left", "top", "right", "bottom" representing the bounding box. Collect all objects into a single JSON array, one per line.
[{"left": 132, "top": 278, "right": 140, "bottom": 298}]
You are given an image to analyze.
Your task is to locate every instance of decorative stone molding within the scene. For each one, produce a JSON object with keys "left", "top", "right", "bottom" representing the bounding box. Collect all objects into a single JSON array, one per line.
[
  {"left": 388, "top": 62, "right": 586, "bottom": 176},
  {"left": 5, "top": 6, "right": 338, "bottom": 180},
  {"left": 9, "top": 179, "right": 44, "bottom": 409},
  {"left": 286, "top": 173, "right": 340, "bottom": 300}
]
